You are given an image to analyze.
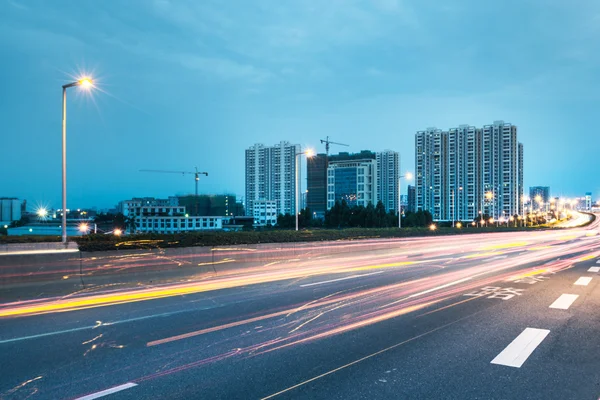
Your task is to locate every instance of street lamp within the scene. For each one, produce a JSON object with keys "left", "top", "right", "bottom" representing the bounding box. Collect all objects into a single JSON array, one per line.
[
  {"left": 61, "top": 77, "right": 94, "bottom": 245},
  {"left": 398, "top": 172, "right": 413, "bottom": 228},
  {"left": 295, "top": 148, "right": 314, "bottom": 231},
  {"left": 36, "top": 207, "right": 48, "bottom": 219}
]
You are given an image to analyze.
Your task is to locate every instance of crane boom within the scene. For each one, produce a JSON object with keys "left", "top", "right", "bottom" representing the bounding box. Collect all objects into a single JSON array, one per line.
[{"left": 319, "top": 136, "right": 349, "bottom": 156}]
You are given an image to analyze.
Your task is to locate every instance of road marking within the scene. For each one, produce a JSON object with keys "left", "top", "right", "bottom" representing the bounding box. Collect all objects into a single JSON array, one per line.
[
  {"left": 74, "top": 382, "right": 137, "bottom": 400},
  {"left": 491, "top": 328, "right": 550, "bottom": 368},
  {"left": 587, "top": 267, "right": 600, "bottom": 273},
  {"left": 574, "top": 277, "right": 592, "bottom": 286},
  {"left": 300, "top": 271, "right": 384, "bottom": 287},
  {"left": 549, "top": 294, "right": 579, "bottom": 310},
  {"left": 596, "top": 260, "right": 600, "bottom": 264}
]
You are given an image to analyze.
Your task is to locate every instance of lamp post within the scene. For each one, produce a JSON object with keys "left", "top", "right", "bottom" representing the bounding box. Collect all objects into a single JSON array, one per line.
[
  {"left": 295, "top": 148, "right": 314, "bottom": 231},
  {"left": 398, "top": 172, "right": 413, "bottom": 228},
  {"left": 61, "top": 77, "right": 93, "bottom": 245}
]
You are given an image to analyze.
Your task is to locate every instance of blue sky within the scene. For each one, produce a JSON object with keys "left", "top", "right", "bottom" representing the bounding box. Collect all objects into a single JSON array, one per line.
[{"left": 1, "top": 0, "right": 599, "bottom": 210}]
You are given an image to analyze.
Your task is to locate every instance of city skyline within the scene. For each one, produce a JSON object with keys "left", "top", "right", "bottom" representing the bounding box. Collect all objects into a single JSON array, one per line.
[{"left": 3, "top": 1, "right": 600, "bottom": 209}]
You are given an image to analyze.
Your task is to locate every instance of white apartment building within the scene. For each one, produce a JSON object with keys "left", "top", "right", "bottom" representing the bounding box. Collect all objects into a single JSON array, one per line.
[
  {"left": 376, "top": 150, "right": 400, "bottom": 213},
  {"left": 415, "top": 128, "right": 446, "bottom": 220},
  {"left": 253, "top": 199, "right": 277, "bottom": 226},
  {"left": 245, "top": 141, "right": 301, "bottom": 217},
  {"left": 327, "top": 158, "right": 377, "bottom": 209},
  {"left": 416, "top": 121, "right": 524, "bottom": 221},
  {"left": 482, "top": 121, "right": 523, "bottom": 219}
]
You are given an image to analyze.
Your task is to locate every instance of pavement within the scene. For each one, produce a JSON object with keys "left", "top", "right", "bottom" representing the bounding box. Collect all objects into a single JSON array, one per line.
[{"left": 1, "top": 216, "right": 600, "bottom": 399}]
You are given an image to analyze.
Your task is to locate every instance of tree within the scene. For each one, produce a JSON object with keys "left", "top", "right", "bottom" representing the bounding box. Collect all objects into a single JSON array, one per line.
[
  {"left": 375, "top": 201, "right": 387, "bottom": 228},
  {"left": 125, "top": 215, "right": 137, "bottom": 233}
]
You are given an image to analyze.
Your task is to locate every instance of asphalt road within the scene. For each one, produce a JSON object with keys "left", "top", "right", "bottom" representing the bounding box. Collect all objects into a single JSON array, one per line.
[{"left": 1, "top": 218, "right": 600, "bottom": 399}]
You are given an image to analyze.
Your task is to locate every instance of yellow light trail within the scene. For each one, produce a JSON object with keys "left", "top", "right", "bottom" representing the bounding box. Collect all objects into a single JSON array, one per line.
[{"left": 480, "top": 242, "right": 529, "bottom": 251}]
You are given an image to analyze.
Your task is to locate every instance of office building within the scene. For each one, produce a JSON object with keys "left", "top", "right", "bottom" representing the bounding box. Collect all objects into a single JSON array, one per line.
[
  {"left": 307, "top": 154, "right": 328, "bottom": 218},
  {"left": 253, "top": 199, "right": 277, "bottom": 227},
  {"left": 327, "top": 157, "right": 377, "bottom": 209},
  {"left": 308, "top": 151, "right": 378, "bottom": 216},
  {"left": 416, "top": 121, "right": 523, "bottom": 221},
  {"left": 407, "top": 185, "right": 416, "bottom": 213},
  {"left": 529, "top": 187, "right": 550, "bottom": 205},
  {"left": 119, "top": 197, "right": 176, "bottom": 216},
  {"left": 245, "top": 141, "right": 300, "bottom": 217},
  {"left": 376, "top": 150, "right": 400, "bottom": 213},
  {"left": 0, "top": 198, "right": 22, "bottom": 225}
]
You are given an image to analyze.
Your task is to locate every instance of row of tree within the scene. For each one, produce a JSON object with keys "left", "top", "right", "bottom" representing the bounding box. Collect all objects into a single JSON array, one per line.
[{"left": 276, "top": 200, "right": 434, "bottom": 229}]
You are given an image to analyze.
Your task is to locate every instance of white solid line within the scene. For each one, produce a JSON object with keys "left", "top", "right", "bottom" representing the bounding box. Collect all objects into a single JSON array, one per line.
[
  {"left": 407, "top": 277, "right": 472, "bottom": 298},
  {"left": 491, "top": 328, "right": 550, "bottom": 368},
  {"left": 549, "top": 294, "right": 579, "bottom": 310},
  {"left": 300, "top": 271, "right": 385, "bottom": 287},
  {"left": 574, "top": 277, "right": 592, "bottom": 286},
  {"left": 588, "top": 267, "right": 600, "bottom": 273},
  {"left": 74, "top": 383, "right": 137, "bottom": 400}
]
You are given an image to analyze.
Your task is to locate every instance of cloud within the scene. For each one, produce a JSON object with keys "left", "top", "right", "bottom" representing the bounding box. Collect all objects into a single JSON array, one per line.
[{"left": 177, "top": 54, "right": 273, "bottom": 83}]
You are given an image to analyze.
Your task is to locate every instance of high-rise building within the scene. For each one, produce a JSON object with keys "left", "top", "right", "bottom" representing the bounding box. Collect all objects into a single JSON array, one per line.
[
  {"left": 245, "top": 141, "right": 301, "bottom": 217},
  {"left": 416, "top": 121, "right": 523, "bottom": 221},
  {"left": 482, "top": 121, "right": 523, "bottom": 220},
  {"left": 407, "top": 185, "right": 416, "bottom": 213},
  {"left": 415, "top": 128, "right": 446, "bottom": 220},
  {"left": 529, "top": 187, "right": 550, "bottom": 205},
  {"left": 376, "top": 150, "right": 400, "bottom": 213},
  {"left": 307, "top": 154, "right": 328, "bottom": 218},
  {"left": 327, "top": 158, "right": 377, "bottom": 209}
]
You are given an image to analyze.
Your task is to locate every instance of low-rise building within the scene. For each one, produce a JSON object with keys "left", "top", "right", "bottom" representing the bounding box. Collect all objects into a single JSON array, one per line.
[
  {"left": 0, "top": 198, "right": 22, "bottom": 225},
  {"left": 121, "top": 198, "right": 223, "bottom": 233},
  {"left": 253, "top": 199, "right": 277, "bottom": 226}
]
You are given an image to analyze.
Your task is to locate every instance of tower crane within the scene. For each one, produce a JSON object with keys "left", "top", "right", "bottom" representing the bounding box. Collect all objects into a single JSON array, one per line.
[
  {"left": 140, "top": 167, "right": 208, "bottom": 215},
  {"left": 320, "top": 136, "right": 349, "bottom": 156}
]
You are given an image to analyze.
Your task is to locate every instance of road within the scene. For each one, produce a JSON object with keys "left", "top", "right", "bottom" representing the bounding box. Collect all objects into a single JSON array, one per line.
[{"left": 1, "top": 217, "right": 600, "bottom": 399}]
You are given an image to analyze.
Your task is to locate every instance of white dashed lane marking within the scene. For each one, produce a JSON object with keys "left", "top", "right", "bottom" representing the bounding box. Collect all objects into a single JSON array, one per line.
[
  {"left": 574, "top": 277, "right": 592, "bottom": 286},
  {"left": 549, "top": 294, "right": 579, "bottom": 310},
  {"left": 74, "top": 383, "right": 138, "bottom": 400},
  {"left": 587, "top": 267, "right": 600, "bottom": 273},
  {"left": 491, "top": 328, "right": 550, "bottom": 368}
]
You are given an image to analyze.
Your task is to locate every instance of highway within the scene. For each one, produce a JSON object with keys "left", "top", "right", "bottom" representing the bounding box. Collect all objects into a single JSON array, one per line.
[{"left": 1, "top": 216, "right": 600, "bottom": 399}]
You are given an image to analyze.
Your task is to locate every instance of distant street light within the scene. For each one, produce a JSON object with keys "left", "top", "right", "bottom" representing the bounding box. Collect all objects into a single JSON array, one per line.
[
  {"left": 114, "top": 228, "right": 122, "bottom": 236},
  {"left": 398, "top": 172, "right": 413, "bottom": 228},
  {"left": 78, "top": 223, "right": 89, "bottom": 234},
  {"left": 61, "top": 77, "right": 94, "bottom": 245},
  {"left": 429, "top": 223, "right": 437, "bottom": 231},
  {"left": 456, "top": 222, "right": 462, "bottom": 229},
  {"left": 295, "top": 148, "right": 314, "bottom": 231},
  {"left": 36, "top": 207, "right": 48, "bottom": 219}
]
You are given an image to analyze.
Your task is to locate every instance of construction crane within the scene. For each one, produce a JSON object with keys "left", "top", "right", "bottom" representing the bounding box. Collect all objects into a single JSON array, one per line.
[
  {"left": 140, "top": 167, "right": 208, "bottom": 197},
  {"left": 320, "top": 136, "right": 349, "bottom": 156}
]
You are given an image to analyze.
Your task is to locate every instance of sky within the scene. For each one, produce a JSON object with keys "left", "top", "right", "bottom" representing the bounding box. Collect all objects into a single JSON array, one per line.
[{"left": 1, "top": 0, "right": 599, "bottom": 210}]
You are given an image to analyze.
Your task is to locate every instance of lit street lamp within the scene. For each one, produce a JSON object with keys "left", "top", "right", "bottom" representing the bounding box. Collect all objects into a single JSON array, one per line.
[
  {"left": 295, "top": 148, "right": 314, "bottom": 231},
  {"left": 398, "top": 172, "right": 413, "bottom": 228},
  {"left": 61, "top": 77, "right": 94, "bottom": 245}
]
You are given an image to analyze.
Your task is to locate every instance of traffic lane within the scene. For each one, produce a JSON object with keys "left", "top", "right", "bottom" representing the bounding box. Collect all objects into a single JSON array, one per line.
[
  {"left": 55, "top": 255, "right": 583, "bottom": 399},
  {"left": 267, "top": 258, "right": 600, "bottom": 400},
  {"left": 0, "top": 263, "right": 442, "bottom": 398},
  {"left": 0, "top": 244, "right": 592, "bottom": 396}
]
